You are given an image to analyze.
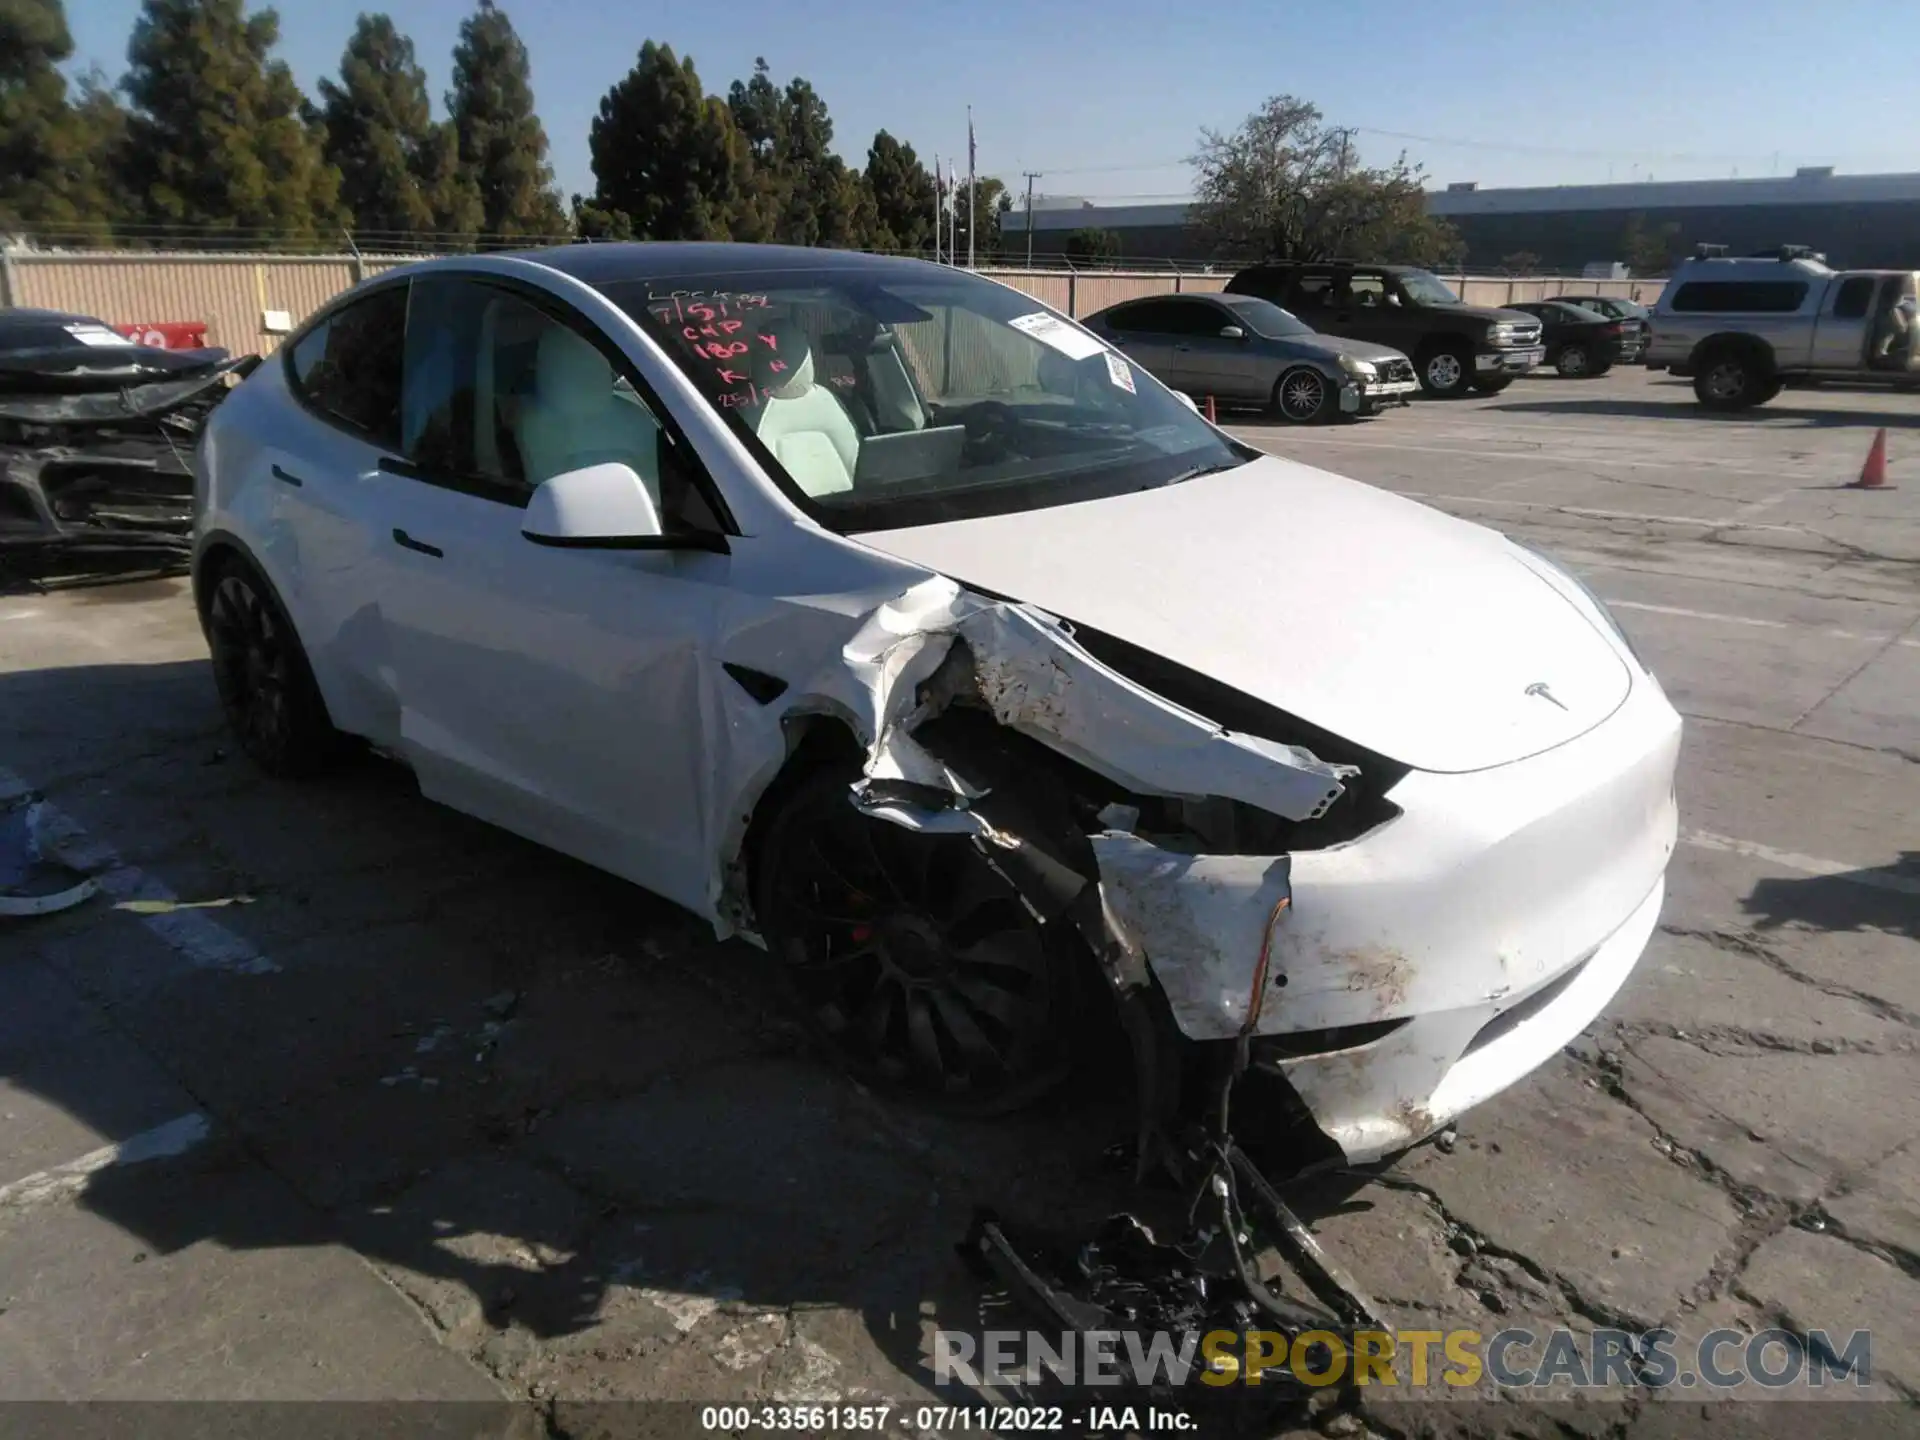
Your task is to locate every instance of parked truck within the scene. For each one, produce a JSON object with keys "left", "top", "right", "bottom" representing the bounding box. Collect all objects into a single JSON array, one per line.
[{"left": 1645, "top": 245, "right": 1920, "bottom": 410}]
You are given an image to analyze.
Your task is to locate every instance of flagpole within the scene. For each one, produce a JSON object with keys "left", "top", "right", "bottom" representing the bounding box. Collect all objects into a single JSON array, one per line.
[
  {"left": 966, "top": 106, "right": 977, "bottom": 270},
  {"left": 932, "top": 156, "right": 941, "bottom": 263}
]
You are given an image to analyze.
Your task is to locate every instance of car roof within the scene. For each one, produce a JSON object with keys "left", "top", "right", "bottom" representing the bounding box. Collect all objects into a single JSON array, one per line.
[{"left": 506, "top": 241, "right": 941, "bottom": 287}]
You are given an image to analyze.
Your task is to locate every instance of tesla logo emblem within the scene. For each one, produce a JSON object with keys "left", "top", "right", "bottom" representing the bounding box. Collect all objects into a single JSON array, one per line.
[{"left": 1525, "top": 681, "right": 1569, "bottom": 711}]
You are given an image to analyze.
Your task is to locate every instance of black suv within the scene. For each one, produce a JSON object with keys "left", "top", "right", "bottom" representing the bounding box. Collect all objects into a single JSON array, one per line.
[{"left": 1225, "top": 262, "right": 1545, "bottom": 397}]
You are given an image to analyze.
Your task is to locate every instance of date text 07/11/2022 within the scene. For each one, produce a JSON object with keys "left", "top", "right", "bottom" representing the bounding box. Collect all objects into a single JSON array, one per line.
[{"left": 698, "top": 1403, "right": 1197, "bottom": 1432}]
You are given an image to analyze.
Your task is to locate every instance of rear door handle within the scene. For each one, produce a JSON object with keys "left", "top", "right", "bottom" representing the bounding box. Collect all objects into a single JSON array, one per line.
[
  {"left": 270, "top": 464, "right": 304, "bottom": 487},
  {"left": 392, "top": 528, "right": 443, "bottom": 558}
]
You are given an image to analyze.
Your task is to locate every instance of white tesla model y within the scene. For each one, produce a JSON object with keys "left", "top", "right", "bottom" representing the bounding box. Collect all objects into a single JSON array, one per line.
[{"left": 192, "top": 244, "right": 1680, "bottom": 1166}]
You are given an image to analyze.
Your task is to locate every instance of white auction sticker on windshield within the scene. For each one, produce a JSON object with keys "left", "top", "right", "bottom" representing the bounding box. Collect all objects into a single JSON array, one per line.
[
  {"left": 1009, "top": 311, "right": 1107, "bottom": 361},
  {"left": 66, "top": 325, "right": 126, "bottom": 348},
  {"left": 1104, "top": 351, "right": 1136, "bottom": 393}
]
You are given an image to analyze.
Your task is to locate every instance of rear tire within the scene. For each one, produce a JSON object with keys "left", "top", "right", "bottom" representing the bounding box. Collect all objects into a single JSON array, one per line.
[
  {"left": 1693, "top": 347, "right": 1774, "bottom": 411},
  {"left": 202, "top": 558, "right": 346, "bottom": 777},
  {"left": 1418, "top": 343, "right": 1473, "bottom": 398},
  {"left": 1272, "top": 366, "right": 1334, "bottom": 423}
]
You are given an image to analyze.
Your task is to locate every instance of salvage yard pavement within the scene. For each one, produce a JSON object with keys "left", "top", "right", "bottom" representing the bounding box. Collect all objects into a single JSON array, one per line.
[{"left": 0, "top": 367, "right": 1915, "bottom": 1436}]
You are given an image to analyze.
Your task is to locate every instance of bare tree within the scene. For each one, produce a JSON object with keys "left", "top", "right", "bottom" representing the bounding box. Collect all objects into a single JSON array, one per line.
[{"left": 1188, "top": 96, "right": 1461, "bottom": 266}]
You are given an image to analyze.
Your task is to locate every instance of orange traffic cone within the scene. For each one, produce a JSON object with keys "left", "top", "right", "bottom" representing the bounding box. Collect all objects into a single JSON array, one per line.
[
  {"left": 1853, "top": 428, "right": 1891, "bottom": 488},
  {"left": 1203, "top": 394, "right": 1217, "bottom": 423}
]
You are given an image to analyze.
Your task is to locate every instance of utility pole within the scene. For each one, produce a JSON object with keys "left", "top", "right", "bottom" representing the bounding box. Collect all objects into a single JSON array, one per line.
[
  {"left": 1023, "top": 172, "right": 1041, "bottom": 267},
  {"left": 966, "top": 105, "right": 977, "bottom": 270}
]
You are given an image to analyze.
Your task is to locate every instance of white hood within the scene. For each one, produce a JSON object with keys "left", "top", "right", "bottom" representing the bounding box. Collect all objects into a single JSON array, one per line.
[{"left": 853, "top": 454, "right": 1632, "bottom": 774}]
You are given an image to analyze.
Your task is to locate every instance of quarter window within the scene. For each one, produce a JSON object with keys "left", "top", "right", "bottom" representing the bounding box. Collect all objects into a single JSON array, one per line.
[
  {"left": 287, "top": 285, "right": 407, "bottom": 444},
  {"left": 1669, "top": 281, "right": 1809, "bottom": 314}
]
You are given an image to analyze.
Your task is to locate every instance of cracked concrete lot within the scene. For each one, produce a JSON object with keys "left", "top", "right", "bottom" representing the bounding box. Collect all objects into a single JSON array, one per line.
[{"left": 0, "top": 368, "right": 1915, "bottom": 1437}]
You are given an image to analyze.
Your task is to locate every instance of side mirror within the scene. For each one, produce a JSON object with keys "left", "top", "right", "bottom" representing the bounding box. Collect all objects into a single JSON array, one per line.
[
  {"left": 522, "top": 461, "right": 720, "bottom": 552},
  {"left": 1219, "top": 325, "right": 1247, "bottom": 340}
]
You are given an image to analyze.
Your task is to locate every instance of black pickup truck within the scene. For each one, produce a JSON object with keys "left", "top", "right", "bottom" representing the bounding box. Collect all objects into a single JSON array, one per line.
[{"left": 1225, "top": 262, "right": 1546, "bottom": 397}]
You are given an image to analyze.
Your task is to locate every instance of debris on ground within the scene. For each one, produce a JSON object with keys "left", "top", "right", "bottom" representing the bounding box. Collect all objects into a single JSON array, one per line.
[{"left": 0, "top": 797, "right": 98, "bottom": 918}]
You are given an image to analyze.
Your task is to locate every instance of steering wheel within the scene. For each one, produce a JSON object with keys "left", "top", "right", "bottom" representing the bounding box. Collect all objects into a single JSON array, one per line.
[{"left": 961, "top": 400, "right": 1021, "bottom": 458}]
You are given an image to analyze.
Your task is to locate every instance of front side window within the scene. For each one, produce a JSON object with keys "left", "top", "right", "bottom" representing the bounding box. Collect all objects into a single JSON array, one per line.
[
  {"left": 1219, "top": 297, "right": 1313, "bottom": 338},
  {"left": 1396, "top": 271, "right": 1461, "bottom": 306},
  {"left": 598, "top": 265, "right": 1246, "bottom": 532},
  {"left": 287, "top": 284, "right": 408, "bottom": 444},
  {"left": 1345, "top": 274, "right": 1393, "bottom": 308},
  {"left": 1105, "top": 299, "right": 1197, "bottom": 335}
]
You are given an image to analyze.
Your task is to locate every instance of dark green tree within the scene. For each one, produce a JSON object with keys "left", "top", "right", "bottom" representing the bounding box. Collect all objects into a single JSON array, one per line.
[
  {"left": 0, "top": 0, "right": 121, "bottom": 240},
  {"left": 588, "top": 41, "right": 744, "bottom": 241},
  {"left": 319, "top": 14, "right": 443, "bottom": 239},
  {"left": 1065, "top": 227, "right": 1121, "bottom": 262},
  {"left": 1621, "top": 212, "right": 1682, "bottom": 275},
  {"left": 569, "top": 192, "right": 631, "bottom": 240},
  {"left": 954, "top": 176, "right": 1011, "bottom": 261},
  {"left": 118, "top": 0, "right": 343, "bottom": 246},
  {"left": 864, "top": 129, "right": 935, "bottom": 253},
  {"left": 1189, "top": 95, "right": 1460, "bottom": 266},
  {"left": 447, "top": 0, "right": 566, "bottom": 240}
]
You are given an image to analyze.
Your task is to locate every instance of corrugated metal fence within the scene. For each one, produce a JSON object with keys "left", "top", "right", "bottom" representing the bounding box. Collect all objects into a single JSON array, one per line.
[{"left": 0, "top": 250, "right": 1664, "bottom": 356}]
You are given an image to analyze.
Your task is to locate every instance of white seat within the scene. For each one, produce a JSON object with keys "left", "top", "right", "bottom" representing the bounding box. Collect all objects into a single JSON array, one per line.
[
  {"left": 752, "top": 338, "right": 860, "bottom": 497},
  {"left": 515, "top": 326, "right": 662, "bottom": 508}
]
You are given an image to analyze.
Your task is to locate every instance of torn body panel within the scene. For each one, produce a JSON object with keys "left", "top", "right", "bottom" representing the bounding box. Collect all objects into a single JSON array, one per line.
[
  {"left": 1, "top": 353, "right": 256, "bottom": 570},
  {"left": 737, "top": 574, "right": 1681, "bottom": 1169}
]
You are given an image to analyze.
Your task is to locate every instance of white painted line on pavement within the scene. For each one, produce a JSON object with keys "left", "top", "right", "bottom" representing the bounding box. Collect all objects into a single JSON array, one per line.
[
  {"left": 0, "top": 766, "right": 278, "bottom": 975},
  {"left": 0, "top": 1112, "right": 211, "bottom": 1212},
  {"left": 1603, "top": 598, "right": 1920, "bottom": 648},
  {"left": 1245, "top": 432, "right": 1815, "bottom": 480},
  {"left": 1683, "top": 830, "right": 1920, "bottom": 897}
]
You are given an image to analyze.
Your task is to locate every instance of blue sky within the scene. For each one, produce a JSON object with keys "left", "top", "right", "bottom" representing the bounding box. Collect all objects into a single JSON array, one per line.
[{"left": 63, "top": 0, "right": 1920, "bottom": 207}]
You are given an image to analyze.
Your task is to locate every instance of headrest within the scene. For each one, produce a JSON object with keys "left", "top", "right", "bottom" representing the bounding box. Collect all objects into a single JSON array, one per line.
[
  {"left": 535, "top": 326, "right": 614, "bottom": 415},
  {"left": 752, "top": 319, "right": 814, "bottom": 400}
]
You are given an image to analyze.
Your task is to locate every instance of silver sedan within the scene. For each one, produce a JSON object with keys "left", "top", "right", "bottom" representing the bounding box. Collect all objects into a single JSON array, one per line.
[{"left": 1082, "top": 292, "right": 1418, "bottom": 422}]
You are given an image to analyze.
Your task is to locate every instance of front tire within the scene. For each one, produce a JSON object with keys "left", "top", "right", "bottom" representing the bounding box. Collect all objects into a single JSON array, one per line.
[
  {"left": 203, "top": 560, "right": 345, "bottom": 777},
  {"left": 1470, "top": 374, "right": 1515, "bottom": 394},
  {"left": 752, "top": 767, "right": 1076, "bottom": 1114},
  {"left": 1273, "top": 366, "right": 1333, "bottom": 423},
  {"left": 1418, "top": 343, "right": 1473, "bottom": 398},
  {"left": 1556, "top": 344, "right": 1592, "bottom": 377}
]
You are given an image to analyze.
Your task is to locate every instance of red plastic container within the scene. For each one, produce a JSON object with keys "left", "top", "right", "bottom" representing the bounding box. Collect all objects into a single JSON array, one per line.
[{"left": 112, "top": 321, "right": 210, "bottom": 350}]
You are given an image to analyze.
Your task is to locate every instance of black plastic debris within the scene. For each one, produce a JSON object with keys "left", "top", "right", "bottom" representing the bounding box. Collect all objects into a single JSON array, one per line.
[{"left": 0, "top": 798, "right": 97, "bottom": 918}]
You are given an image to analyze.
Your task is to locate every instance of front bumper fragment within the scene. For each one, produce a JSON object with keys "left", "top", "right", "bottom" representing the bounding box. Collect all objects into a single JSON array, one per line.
[{"left": 1094, "top": 667, "right": 1682, "bottom": 1164}]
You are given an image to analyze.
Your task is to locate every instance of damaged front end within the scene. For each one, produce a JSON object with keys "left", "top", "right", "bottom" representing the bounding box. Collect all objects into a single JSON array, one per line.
[
  {"left": 797, "top": 577, "right": 1402, "bottom": 1376},
  {"left": 0, "top": 340, "right": 258, "bottom": 580}
]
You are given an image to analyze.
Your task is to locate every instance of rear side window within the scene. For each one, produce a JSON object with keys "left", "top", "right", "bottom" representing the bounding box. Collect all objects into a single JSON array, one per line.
[
  {"left": 1669, "top": 281, "right": 1809, "bottom": 314},
  {"left": 287, "top": 285, "right": 408, "bottom": 445},
  {"left": 1832, "top": 277, "right": 1876, "bottom": 319},
  {"left": 1228, "top": 268, "right": 1291, "bottom": 301}
]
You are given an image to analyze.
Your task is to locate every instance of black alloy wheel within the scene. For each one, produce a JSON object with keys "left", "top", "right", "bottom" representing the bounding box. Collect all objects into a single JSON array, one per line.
[
  {"left": 755, "top": 771, "right": 1073, "bottom": 1113},
  {"left": 204, "top": 565, "right": 339, "bottom": 775}
]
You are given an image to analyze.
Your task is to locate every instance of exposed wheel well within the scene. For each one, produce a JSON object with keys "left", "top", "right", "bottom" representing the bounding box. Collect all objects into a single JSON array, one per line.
[
  {"left": 191, "top": 537, "right": 250, "bottom": 621},
  {"left": 736, "top": 713, "right": 867, "bottom": 913},
  {"left": 1689, "top": 333, "right": 1775, "bottom": 374}
]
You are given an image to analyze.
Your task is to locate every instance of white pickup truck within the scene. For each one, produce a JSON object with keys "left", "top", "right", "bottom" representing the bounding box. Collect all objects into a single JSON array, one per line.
[{"left": 1644, "top": 246, "right": 1920, "bottom": 410}]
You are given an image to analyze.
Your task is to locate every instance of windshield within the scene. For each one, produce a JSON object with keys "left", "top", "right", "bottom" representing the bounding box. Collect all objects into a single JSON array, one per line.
[
  {"left": 1397, "top": 270, "right": 1460, "bottom": 305},
  {"left": 599, "top": 265, "right": 1247, "bottom": 532},
  {"left": 1220, "top": 296, "right": 1314, "bottom": 338}
]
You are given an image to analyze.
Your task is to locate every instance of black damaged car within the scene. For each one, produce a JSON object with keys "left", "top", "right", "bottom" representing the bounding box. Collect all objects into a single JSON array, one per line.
[{"left": 0, "top": 308, "right": 257, "bottom": 578}]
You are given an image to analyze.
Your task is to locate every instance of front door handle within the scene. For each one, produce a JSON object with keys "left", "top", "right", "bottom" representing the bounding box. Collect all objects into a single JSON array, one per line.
[
  {"left": 270, "top": 464, "right": 305, "bottom": 487},
  {"left": 1174, "top": 343, "right": 1194, "bottom": 352},
  {"left": 392, "top": 528, "right": 443, "bottom": 558}
]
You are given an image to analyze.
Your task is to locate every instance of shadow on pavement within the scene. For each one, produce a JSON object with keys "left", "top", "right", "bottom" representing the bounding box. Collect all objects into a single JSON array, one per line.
[
  {"left": 0, "top": 653, "right": 1376, "bottom": 1407},
  {"left": 1743, "top": 854, "right": 1920, "bottom": 942}
]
